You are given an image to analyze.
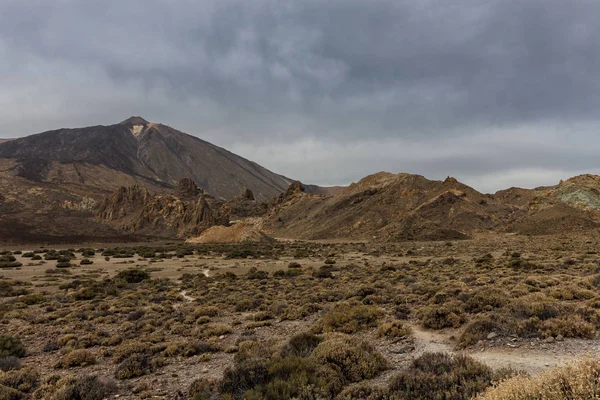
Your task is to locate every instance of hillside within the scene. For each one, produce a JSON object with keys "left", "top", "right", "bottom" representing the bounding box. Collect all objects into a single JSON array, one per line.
[
  {"left": 261, "top": 173, "right": 600, "bottom": 241},
  {"left": 0, "top": 117, "right": 292, "bottom": 242},
  {"left": 0, "top": 117, "right": 292, "bottom": 201}
]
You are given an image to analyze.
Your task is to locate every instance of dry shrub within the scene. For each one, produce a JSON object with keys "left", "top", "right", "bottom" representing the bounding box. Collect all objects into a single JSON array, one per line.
[
  {"left": 388, "top": 352, "right": 494, "bottom": 399},
  {"left": 0, "top": 357, "right": 21, "bottom": 372},
  {"left": 377, "top": 320, "right": 411, "bottom": 338},
  {"left": 114, "top": 355, "right": 152, "bottom": 380},
  {"left": 280, "top": 332, "right": 322, "bottom": 358},
  {"left": 539, "top": 315, "right": 595, "bottom": 339},
  {"left": 478, "top": 357, "right": 600, "bottom": 400},
  {"left": 335, "top": 383, "right": 389, "bottom": 400},
  {"left": 312, "top": 303, "right": 384, "bottom": 333},
  {"left": 419, "top": 301, "right": 466, "bottom": 329},
  {"left": 35, "top": 375, "right": 116, "bottom": 400},
  {"left": 0, "top": 336, "right": 25, "bottom": 358},
  {"left": 311, "top": 336, "right": 388, "bottom": 383},
  {"left": 163, "top": 341, "right": 216, "bottom": 357},
  {"left": 56, "top": 350, "right": 96, "bottom": 368},
  {"left": 112, "top": 340, "right": 151, "bottom": 362},
  {"left": 464, "top": 288, "right": 509, "bottom": 313},
  {"left": 0, "top": 367, "right": 39, "bottom": 394},
  {"left": 0, "top": 384, "right": 23, "bottom": 400},
  {"left": 457, "top": 315, "right": 507, "bottom": 348}
]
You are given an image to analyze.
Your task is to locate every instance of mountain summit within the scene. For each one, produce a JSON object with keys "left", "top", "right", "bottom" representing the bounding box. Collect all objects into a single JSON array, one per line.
[
  {"left": 0, "top": 117, "right": 293, "bottom": 241},
  {"left": 0, "top": 117, "right": 292, "bottom": 201}
]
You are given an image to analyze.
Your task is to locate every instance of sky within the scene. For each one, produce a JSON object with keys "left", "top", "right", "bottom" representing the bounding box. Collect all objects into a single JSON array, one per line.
[{"left": 1, "top": 0, "right": 599, "bottom": 193}]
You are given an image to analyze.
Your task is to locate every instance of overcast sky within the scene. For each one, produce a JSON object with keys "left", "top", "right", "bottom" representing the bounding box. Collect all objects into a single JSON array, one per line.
[{"left": 1, "top": 0, "right": 599, "bottom": 193}]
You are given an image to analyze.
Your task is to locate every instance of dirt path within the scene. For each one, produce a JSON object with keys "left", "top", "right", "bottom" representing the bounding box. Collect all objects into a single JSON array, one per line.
[{"left": 409, "top": 324, "right": 598, "bottom": 375}]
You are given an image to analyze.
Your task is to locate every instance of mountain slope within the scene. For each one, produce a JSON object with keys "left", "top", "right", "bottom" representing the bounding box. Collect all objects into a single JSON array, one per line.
[
  {"left": 0, "top": 117, "right": 293, "bottom": 201},
  {"left": 0, "top": 117, "right": 293, "bottom": 242}
]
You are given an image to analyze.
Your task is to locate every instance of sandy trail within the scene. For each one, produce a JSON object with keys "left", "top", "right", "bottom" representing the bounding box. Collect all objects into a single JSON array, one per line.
[{"left": 409, "top": 324, "right": 598, "bottom": 375}]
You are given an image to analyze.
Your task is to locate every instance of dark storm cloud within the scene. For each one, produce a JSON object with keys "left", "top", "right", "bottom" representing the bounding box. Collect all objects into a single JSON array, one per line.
[{"left": 1, "top": 0, "right": 599, "bottom": 191}]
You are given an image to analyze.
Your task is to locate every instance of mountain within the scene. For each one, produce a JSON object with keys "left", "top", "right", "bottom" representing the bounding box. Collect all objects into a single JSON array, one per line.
[
  {"left": 0, "top": 117, "right": 293, "bottom": 242},
  {"left": 259, "top": 173, "right": 600, "bottom": 241},
  {"left": 0, "top": 117, "right": 292, "bottom": 201},
  {"left": 3, "top": 115, "right": 600, "bottom": 243},
  {"left": 260, "top": 173, "right": 520, "bottom": 241}
]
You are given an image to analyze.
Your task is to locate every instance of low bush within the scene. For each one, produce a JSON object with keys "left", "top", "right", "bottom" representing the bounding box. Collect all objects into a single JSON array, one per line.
[
  {"left": 56, "top": 350, "right": 96, "bottom": 368},
  {"left": 40, "top": 374, "right": 116, "bottom": 400},
  {"left": 0, "top": 367, "right": 39, "bottom": 394},
  {"left": 479, "top": 357, "right": 600, "bottom": 400},
  {"left": 312, "top": 303, "right": 383, "bottom": 333},
  {"left": 114, "top": 355, "right": 152, "bottom": 380},
  {"left": 377, "top": 320, "right": 411, "bottom": 338},
  {"left": 419, "top": 301, "right": 466, "bottom": 329},
  {"left": 0, "top": 336, "right": 25, "bottom": 358},
  {"left": 115, "top": 269, "right": 150, "bottom": 283},
  {"left": 280, "top": 332, "right": 322, "bottom": 358},
  {"left": 0, "top": 357, "right": 21, "bottom": 372},
  {"left": 312, "top": 336, "right": 388, "bottom": 383},
  {"left": 388, "top": 352, "right": 496, "bottom": 399}
]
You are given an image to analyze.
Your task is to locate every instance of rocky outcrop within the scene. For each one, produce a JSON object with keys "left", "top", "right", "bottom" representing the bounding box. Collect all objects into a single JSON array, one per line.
[
  {"left": 263, "top": 173, "right": 528, "bottom": 241},
  {"left": 219, "top": 188, "right": 268, "bottom": 221},
  {"left": 177, "top": 178, "right": 204, "bottom": 198},
  {"left": 98, "top": 179, "right": 243, "bottom": 238},
  {"left": 186, "top": 221, "right": 274, "bottom": 244},
  {"left": 130, "top": 194, "right": 225, "bottom": 237},
  {"left": 97, "top": 185, "right": 151, "bottom": 220}
]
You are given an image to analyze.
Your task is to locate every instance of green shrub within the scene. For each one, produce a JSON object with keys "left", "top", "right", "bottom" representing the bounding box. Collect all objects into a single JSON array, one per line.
[
  {"left": 114, "top": 355, "right": 152, "bottom": 380},
  {"left": 0, "top": 357, "right": 21, "bottom": 372},
  {"left": 464, "top": 288, "right": 509, "bottom": 313},
  {"left": 0, "top": 367, "right": 39, "bottom": 394},
  {"left": 164, "top": 341, "right": 216, "bottom": 358},
  {"left": 115, "top": 269, "right": 150, "bottom": 283},
  {"left": 280, "top": 333, "right": 323, "bottom": 358},
  {"left": 458, "top": 316, "right": 505, "bottom": 348},
  {"left": 0, "top": 336, "right": 25, "bottom": 358},
  {"left": 56, "top": 261, "right": 72, "bottom": 268},
  {"left": 377, "top": 320, "right": 411, "bottom": 338},
  {"left": 311, "top": 336, "right": 388, "bottom": 383},
  {"left": 420, "top": 301, "right": 466, "bottom": 329},
  {"left": 336, "top": 383, "right": 389, "bottom": 400},
  {"left": 479, "top": 357, "right": 600, "bottom": 399},
  {"left": 46, "top": 375, "right": 116, "bottom": 400},
  {"left": 0, "top": 384, "right": 22, "bottom": 400},
  {"left": 273, "top": 269, "right": 302, "bottom": 278},
  {"left": 387, "top": 352, "right": 494, "bottom": 399},
  {"left": 56, "top": 350, "right": 96, "bottom": 368},
  {"left": 313, "top": 303, "right": 383, "bottom": 333}
]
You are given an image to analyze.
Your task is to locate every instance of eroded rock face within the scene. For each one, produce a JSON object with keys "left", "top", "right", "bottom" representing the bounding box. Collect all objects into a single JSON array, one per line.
[
  {"left": 97, "top": 179, "right": 263, "bottom": 238},
  {"left": 130, "top": 194, "right": 224, "bottom": 237},
  {"left": 177, "top": 178, "right": 204, "bottom": 198},
  {"left": 97, "top": 185, "right": 151, "bottom": 220}
]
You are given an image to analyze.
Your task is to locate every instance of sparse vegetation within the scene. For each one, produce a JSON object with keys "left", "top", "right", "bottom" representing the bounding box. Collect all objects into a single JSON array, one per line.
[{"left": 2, "top": 238, "right": 600, "bottom": 397}]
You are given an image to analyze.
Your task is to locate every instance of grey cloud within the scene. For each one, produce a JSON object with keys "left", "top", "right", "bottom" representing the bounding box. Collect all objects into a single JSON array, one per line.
[{"left": 0, "top": 0, "right": 599, "bottom": 191}]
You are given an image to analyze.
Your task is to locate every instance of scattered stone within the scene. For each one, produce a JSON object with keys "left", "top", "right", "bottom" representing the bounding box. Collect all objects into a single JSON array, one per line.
[
  {"left": 391, "top": 345, "right": 415, "bottom": 354},
  {"left": 556, "top": 334, "right": 564, "bottom": 342},
  {"left": 545, "top": 336, "right": 555, "bottom": 344},
  {"left": 487, "top": 332, "right": 498, "bottom": 340}
]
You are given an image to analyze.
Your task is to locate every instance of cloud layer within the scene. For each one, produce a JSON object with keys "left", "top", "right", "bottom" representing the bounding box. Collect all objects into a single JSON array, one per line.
[{"left": 1, "top": 0, "right": 599, "bottom": 192}]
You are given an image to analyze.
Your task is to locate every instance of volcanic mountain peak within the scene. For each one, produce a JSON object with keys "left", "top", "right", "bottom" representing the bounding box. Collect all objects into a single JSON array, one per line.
[
  {"left": 119, "top": 116, "right": 150, "bottom": 126},
  {"left": 0, "top": 117, "right": 294, "bottom": 201}
]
